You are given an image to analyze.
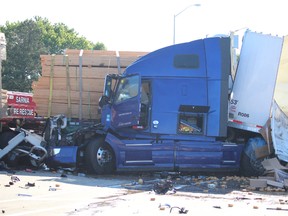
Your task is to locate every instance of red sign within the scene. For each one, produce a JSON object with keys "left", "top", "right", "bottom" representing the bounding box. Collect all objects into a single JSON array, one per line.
[
  {"left": 4, "top": 91, "right": 37, "bottom": 118},
  {"left": 7, "top": 91, "right": 35, "bottom": 106}
]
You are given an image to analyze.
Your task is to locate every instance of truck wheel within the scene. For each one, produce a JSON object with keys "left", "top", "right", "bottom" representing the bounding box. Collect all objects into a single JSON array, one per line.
[
  {"left": 240, "top": 137, "right": 266, "bottom": 177},
  {"left": 85, "top": 137, "right": 115, "bottom": 174}
]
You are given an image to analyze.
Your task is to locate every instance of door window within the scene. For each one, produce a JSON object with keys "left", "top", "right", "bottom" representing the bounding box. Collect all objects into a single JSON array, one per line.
[{"left": 114, "top": 75, "right": 139, "bottom": 103}]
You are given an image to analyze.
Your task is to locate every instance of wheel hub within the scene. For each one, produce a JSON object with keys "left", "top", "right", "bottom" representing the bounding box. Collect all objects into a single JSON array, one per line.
[{"left": 96, "top": 147, "right": 112, "bottom": 166}]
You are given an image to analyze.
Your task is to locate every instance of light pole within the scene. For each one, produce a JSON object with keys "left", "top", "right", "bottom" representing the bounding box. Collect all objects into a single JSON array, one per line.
[{"left": 173, "top": 3, "right": 201, "bottom": 44}]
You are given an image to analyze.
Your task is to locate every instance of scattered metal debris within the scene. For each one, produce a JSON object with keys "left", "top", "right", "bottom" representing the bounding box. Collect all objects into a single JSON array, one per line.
[
  {"left": 25, "top": 182, "right": 35, "bottom": 187},
  {"left": 170, "top": 206, "right": 188, "bottom": 214},
  {"left": 153, "top": 179, "right": 174, "bottom": 195},
  {"left": 17, "top": 193, "right": 32, "bottom": 197},
  {"left": 267, "top": 207, "right": 288, "bottom": 211}
]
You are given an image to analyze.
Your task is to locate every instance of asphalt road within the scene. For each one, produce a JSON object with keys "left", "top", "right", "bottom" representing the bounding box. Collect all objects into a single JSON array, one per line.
[{"left": 1, "top": 169, "right": 288, "bottom": 216}]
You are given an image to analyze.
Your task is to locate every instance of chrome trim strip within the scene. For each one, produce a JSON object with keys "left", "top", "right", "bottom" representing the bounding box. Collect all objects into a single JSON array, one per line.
[{"left": 125, "top": 160, "right": 153, "bottom": 163}]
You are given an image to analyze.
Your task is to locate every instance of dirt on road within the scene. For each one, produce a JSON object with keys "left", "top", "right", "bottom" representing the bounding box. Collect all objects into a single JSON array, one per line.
[{"left": 0, "top": 168, "right": 288, "bottom": 216}]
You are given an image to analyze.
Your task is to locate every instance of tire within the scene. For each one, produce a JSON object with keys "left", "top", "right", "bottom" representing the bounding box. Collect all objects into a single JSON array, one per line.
[
  {"left": 240, "top": 137, "right": 266, "bottom": 177},
  {"left": 240, "top": 153, "right": 265, "bottom": 177},
  {"left": 85, "top": 137, "right": 115, "bottom": 174}
]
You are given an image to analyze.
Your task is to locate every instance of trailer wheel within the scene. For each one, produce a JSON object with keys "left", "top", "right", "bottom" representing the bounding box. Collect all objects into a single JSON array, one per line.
[
  {"left": 85, "top": 137, "right": 115, "bottom": 174},
  {"left": 240, "top": 153, "right": 265, "bottom": 177},
  {"left": 240, "top": 137, "right": 266, "bottom": 177}
]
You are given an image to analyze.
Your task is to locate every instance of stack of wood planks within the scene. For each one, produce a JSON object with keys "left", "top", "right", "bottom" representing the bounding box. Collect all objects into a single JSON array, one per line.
[
  {"left": 32, "top": 49, "right": 148, "bottom": 120},
  {"left": 0, "top": 89, "right": 7, "bottom": 117}
]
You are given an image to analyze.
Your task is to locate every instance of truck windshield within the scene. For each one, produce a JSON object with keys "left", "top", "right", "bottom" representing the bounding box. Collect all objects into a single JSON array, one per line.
[{"left": 114, "top": 75, "right": 139, "bottom": 103}]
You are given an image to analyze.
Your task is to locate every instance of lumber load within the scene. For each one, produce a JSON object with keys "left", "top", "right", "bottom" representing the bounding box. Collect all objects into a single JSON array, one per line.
[
  {"left": 1, "top": 89, "right": 7, "bottom": 101},
  {"left": 32, "top": 49, "right": 149, "bottom": 120},
  {"left": 1, "top": 89, "right": 7, "bottom": 116}
]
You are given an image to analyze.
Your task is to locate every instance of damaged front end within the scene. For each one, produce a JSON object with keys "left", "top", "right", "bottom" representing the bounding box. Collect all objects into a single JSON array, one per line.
[
  {"left": 43, "top": 115, "right": 104, "bottom": 171},
  {"left": 0, "top": 114, "right": 102, "bottom": 171},
  {"left": 0, "top": 128, "right": 48, "bottom": 168}
]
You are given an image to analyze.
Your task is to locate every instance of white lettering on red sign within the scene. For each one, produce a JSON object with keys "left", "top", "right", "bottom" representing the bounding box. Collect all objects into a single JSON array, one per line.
[
  {"left": 13, "top": 108, "right": 34, "bottom": 116},
  {"left": 15, "top": 96, "right": 30, "bottom": 104},
  {"left": 7, "top": 94, "right": 33, "bottom": 105}
]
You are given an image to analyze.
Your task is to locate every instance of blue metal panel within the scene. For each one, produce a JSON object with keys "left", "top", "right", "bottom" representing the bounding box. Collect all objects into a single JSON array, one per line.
[
  {"left": 204, "top": 37, "right": 230, "bottom": 137},
  {"left": 175, "top": 140, "right": 222, "bottom": 168},
  {"left": 105, "top": 133, "right": 175, "bottom": 170},
  {"left": 106, "top": 131, "right": 242, "bottom": 171},
  {"left": 175, "top": 140, "right": 243, "bottom": 170},
  {"left": 46, "top": 146, "right": 78, "bottom": 168},
  {"left": 150, "top": 77, "right": 208, "bottom": 134}
]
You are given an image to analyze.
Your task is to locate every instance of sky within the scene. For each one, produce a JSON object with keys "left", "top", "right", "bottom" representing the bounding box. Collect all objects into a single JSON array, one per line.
[{"left": 0, "top": 0, "right": 288, "bottom": 52}]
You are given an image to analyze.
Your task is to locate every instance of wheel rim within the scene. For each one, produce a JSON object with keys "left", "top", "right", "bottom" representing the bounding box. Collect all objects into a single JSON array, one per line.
[{"left": 96, "top": 147, "right": 112, "bottom": 167}]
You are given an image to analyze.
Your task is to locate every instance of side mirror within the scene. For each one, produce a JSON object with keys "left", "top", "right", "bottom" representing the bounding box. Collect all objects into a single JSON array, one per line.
[{"left": 99, "top": 95, "right": 110, "bottom": 108}]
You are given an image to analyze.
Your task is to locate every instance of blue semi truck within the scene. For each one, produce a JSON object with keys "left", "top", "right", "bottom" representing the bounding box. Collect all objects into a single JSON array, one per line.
[{"left": 1, "top": 30, "right": 286, "bottom": 176}]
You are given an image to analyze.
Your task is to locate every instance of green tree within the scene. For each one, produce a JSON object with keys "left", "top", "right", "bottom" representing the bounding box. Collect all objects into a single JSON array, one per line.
[
  {"left": 35, "top": 17, "right": 106, "bottom": 54},
  {"left": 0, "top": 19, "right": 43, "bottom": 92},
  {"left": 0, "top": 17, "right": 106, "bottom": 92}
]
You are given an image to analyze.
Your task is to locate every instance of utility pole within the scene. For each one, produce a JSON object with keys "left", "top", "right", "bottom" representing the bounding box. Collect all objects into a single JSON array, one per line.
[{"left": 0, "top": 33, "right": 7, "bottom": 119}]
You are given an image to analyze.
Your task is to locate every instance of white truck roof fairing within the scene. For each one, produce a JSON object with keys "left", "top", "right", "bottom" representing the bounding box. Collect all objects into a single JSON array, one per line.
[{"left": 228, "top": 31, "right": 283, "bottom": 133}]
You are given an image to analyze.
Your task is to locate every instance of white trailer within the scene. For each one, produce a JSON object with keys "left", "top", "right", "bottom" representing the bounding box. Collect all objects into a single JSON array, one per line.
[{"left": 228, "top": 30, "right": 284, "bottom": 133}]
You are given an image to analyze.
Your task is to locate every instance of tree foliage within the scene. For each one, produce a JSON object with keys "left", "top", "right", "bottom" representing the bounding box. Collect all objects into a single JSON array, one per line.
[{"left": 0, "top": 17, "right": 106, "bottom": 92}]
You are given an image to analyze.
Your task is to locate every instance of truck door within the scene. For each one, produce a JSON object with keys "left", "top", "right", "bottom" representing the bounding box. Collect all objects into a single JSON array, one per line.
[{"left": 111, "top": 74, "right": 141, "bottom": 128}]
